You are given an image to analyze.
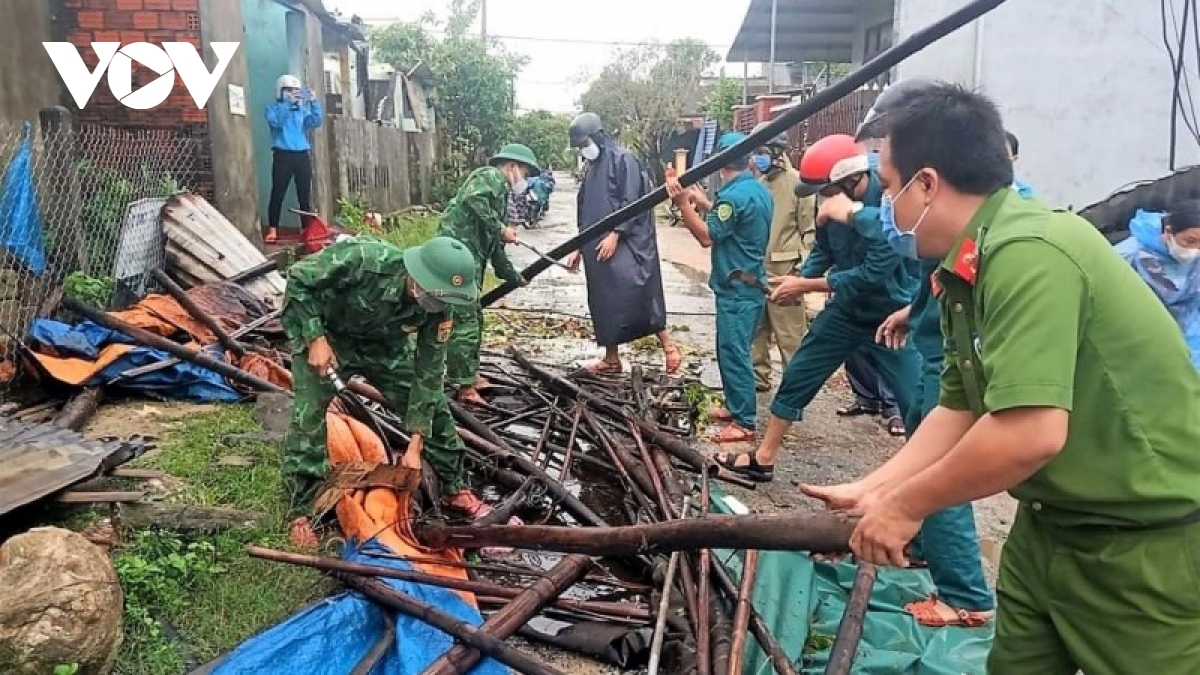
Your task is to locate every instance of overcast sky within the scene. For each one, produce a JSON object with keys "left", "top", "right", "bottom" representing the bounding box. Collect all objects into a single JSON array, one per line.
[{"left": 325, "top": 0, "right": 756, "bottom": 113}]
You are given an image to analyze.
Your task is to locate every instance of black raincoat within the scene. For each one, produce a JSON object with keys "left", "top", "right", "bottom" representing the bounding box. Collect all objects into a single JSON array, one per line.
[{"left": 577, "top": 138, "right": 668, "bottom": 346}]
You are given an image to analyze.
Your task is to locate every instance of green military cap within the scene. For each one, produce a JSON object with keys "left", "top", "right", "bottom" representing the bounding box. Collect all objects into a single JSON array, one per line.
[
  {"left": 403, "top": 236, "right": 479, "bottom": 306},
  {"left": 489, "top": 143, "right": 542, "bottom": 174}
]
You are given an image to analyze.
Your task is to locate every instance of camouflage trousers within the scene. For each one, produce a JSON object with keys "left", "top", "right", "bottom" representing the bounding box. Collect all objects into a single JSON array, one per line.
[
  {"left": 446, "top": 305, "right": 483, "bottom": 388},
  {"left": 282, "top": 345, "right": 467, "bottom": 514}
]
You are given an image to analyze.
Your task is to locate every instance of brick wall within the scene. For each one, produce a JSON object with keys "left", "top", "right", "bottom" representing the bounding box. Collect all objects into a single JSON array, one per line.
[{"left": 58, "top": 0, "right": 213, "bottom": 198}]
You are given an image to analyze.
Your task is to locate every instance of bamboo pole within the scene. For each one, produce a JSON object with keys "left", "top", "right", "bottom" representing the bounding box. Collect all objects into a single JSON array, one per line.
[
  {"left": 421, "top": 554, "right": 593, "bottom": 675},
  {"left": 341, "top": 574, "right": 566, "bottom": 675},
  {"left": 824, "top": 562, "right": 878, "bottom": 675},
  {"left": 711, "top": 561, "right": 799, "bottom": 675},
  {"left": 727, "top": 550, "right": 760, "bottom": 675}
]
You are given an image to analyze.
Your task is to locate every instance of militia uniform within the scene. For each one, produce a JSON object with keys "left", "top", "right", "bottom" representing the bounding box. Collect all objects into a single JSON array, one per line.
[
  {"left": 937, "top": 190, "right": 1200, "bottom": 672},
  {"left": 752, "top": 156, "right": 815, "bottom": 390},
  {"left": 438, "top": 144, "right": 541, "bottom": 391},
  {"left": 280, "top": 237, "right": 478, "bottom": 510}
]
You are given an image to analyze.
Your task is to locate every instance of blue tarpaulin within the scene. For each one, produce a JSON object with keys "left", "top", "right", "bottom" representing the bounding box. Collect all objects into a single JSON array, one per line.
[
  {"left": 0, "top": 122, "right": 47, "bottom": 275},
  {"left": 210, "top": 540, "right": 507, "bottom": 675},
  {"left": 29, "top": 318, "right": 243, "bottom": 402}
]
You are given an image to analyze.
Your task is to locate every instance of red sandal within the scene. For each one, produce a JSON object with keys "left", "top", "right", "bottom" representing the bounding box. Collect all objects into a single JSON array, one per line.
[
  {"left": 582, "top": 358, "right": 623, "bottom": 375},
  {"left": 905, "top": 597, "right": 993, "bottom": 628},
  {"left": 710, "top": 423, "right": 757, "bottom": 445}
]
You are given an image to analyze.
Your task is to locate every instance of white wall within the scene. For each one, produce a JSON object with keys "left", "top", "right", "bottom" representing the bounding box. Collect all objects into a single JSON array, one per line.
[{"left": 894, "top": 0, "right": 1200, "bottom": 209}]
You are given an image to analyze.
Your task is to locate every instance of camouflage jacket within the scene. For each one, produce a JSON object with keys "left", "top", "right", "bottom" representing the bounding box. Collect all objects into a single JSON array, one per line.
[
  {"left": 436, "top": 166, "right": 521, "bottom": 285},
  {"left": 281, "top": 239, "right": 453, "bottom": 437}
]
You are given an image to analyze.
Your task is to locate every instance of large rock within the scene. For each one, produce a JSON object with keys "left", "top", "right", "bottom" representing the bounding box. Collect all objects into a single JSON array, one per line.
[{"left": 0, "top": 527, "right": 123, "bottom": 674}]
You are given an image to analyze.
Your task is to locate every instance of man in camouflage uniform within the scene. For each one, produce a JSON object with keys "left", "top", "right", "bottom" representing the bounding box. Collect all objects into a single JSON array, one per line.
[
  {"left": 281, "top": 236, "right": 499, "bottom": 541},
  {"left": 438, "top": 143, "right": 541, "bottom": 406}
]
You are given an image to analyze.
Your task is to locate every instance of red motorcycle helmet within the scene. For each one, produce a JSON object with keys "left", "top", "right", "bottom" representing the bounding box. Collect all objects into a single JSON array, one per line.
[{"left": 796, "top": 134, "right": 870, "bottom": 197}]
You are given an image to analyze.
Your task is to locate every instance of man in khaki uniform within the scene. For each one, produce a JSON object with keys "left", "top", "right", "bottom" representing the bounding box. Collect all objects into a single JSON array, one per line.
[{"left": 748, "top": 124, "right": 815, "bottom": 391}]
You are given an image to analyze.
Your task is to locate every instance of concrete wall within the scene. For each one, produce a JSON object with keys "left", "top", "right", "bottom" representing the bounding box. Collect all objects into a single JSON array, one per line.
[
  {"left": 851, "top": 0, "right": 897, "bottom": 67},
  {"left": 0, "top": 0, "right": 62, "bottom": 127},
  {"left": 301, "top": 8, "right": 333, "bottom": 220},
  {"left": 201, "top": 0, "right": 259, "bottom": 241},
  {"left": 894, "top": 0, "right": 1200, "bottom": 209}
]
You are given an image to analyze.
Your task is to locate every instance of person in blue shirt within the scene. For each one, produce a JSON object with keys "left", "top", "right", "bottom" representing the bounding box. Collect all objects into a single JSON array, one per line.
[
  {"left": 1006, "top": 130, "right": 1035, "bottom": 198},
  {"left": 711, "top": 133, "right": 920, "bottom": 481},
  {"left": 1114, "top": 201, "right": 1200, "bottom": 368},
  {"left": 666, "top": 132, "right": 772, "bottom": 444},
  {"left": 264, "top": 74, "right": 324, "bottom": 243}
]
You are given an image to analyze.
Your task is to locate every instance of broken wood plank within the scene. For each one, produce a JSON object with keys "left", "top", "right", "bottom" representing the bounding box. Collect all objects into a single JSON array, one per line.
[
  {"left": 52, "top": 386, "right": 105, "bottom": 431},
  {"left": 56, "top": 490, "right": 144, "bottom": 503},
  {"left": 422, "top": 512, "right": 857, "bottom": 557},
  {"left": 110, "top": 468, "right": 167, "bottom": 479},
  {"left": 121, "top": 503, "right": 269, "bottom": 533},
  {"left": 152, "top": 269, "right": 246, "bottom": 357}
]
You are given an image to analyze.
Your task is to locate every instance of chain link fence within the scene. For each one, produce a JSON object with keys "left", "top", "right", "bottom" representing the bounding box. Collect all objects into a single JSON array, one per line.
[{"left": 0, "top": 108, "right": 206, "bottom": 388}]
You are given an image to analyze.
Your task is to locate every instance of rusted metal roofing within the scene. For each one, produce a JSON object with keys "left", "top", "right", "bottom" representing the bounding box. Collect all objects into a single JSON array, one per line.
[
  {"left": 0, "top": 417, "right": 151, "bottom": 518},
  {"left": 1077, "top": 165, "right": 1200, "bottom": 243}
]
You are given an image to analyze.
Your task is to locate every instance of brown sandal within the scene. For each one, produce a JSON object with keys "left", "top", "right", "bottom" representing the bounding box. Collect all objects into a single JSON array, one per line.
[{"left": 905, "top": 597, "right": 993, "bottom": 628}]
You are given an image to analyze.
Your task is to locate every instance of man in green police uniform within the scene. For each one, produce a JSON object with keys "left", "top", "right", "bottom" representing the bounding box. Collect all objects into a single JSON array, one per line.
[
  {"left": 281, "top": 236, "right": 501, "bottom": 536},
  {"left": 666, "top": 132, "right": 771, "bottom": 444},
  {"left": 438, "top": 143, "right": 540, "bottom": 406},
  {"left": 806, "top": 83, "right": 1200, "bottom": 672}
]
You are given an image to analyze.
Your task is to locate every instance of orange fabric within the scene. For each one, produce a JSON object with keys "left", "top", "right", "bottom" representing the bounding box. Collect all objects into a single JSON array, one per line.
[
  {"left": 110, "top": 293, "right": 217, "bottom": 343},
  {"left": 324, "top": 410, "right": 476, "bottom": 606},
  {"left": 233, "top": 351, "right": 293, "bottom": 391},
  {"left": 32, "top": 343, "right": 137, "bottom": 386}
]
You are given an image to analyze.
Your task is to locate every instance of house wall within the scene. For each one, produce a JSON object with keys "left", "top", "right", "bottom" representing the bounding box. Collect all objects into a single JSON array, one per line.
[
  {"left": 200, "top": 0, "right": 258, "bottom": 240},
  {"left": 241, "top": 0, "right": 295, "bottom": 227},
  {"left": 0, "top": 0, "right": 62, "bottom": 126},
  {"left": 894, "top": 0, "right": 1200, "bottom": 209},
  {"left": 851, "top": 0, "right": 897, "bottom": 66},
  {"left": 57, "top": 0, "right": 216, "bottom": 198},
  {"left": 301, "top": 9, "right": 333, "bottom": 220}
]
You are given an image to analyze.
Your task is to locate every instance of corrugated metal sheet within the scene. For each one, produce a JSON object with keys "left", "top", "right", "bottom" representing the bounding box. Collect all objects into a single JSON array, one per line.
[
  {"left": 1077, "top": 165, "right": 1200, "bottom": 243},
  {"left": 161, "top": 193, "right": 286, "bottom": 308},
  {"left": 0, "top": 417, "right": 145, "bottom": 517}
]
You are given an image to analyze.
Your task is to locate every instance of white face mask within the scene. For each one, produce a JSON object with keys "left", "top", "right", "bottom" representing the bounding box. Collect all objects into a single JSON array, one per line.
[
  {"left": 580, "top": 143, "right": 600, "bottom": 161},
  {"left": 509, "top": 167, "right": 527, "bottom": 195},
  {"left": 1167, "top": 235, "right": 1200, "bottom": 263}
]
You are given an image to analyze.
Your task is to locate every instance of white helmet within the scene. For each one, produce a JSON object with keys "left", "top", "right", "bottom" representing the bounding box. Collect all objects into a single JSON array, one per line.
[{"left": 276, "top": 74, "right": 302, "bottom": 98}]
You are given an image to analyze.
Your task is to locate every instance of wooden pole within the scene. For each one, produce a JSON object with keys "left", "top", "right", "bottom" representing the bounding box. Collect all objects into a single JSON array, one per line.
[
  {"left": 52, "top": 386, "right": 104, "bottom": 431},
  {"left": 62, "top": 297, "right": 289, "bottom": 395},
  {"left": 420, "top": 554, "right": 593, "bottom": 675},
  {"left": 711, "top": 561, "right": 799, "bottom": 675},
  {"left": 151, "top": 269, "right": 245, "bottom": 357},
  {"left": 697, "top": 471, "right": 712, "bottom": 675},
  {"left": 340, "top": 574, "right": 567, "bottom": 675},
  {"left": 727, "top": 550, "right": 760, "bottom": 675},
  {"left": 422, "top": 512, "right": 856, "bottom": 557},
  {"left": 824, "top": 562, "right": 878, "bottom": 675}
]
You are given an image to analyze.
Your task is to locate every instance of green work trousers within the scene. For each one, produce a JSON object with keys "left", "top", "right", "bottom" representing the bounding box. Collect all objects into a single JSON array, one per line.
[
  {"left": 446, "top": 305, "right": 483, "bottom": 388},
  {"left": 769, "top": 301, "right": 918, "bottom": 423},
  {"left": 989, "top": 505, "right": 1200, "bottom": 673},
  {"left": 281, "top": 344, "right": 467, "bottom": 513}
]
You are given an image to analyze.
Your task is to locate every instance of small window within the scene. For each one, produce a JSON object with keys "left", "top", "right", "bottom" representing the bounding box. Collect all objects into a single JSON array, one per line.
[
  {"left": 863, "top": 21, "right": 894, "bottom": 85},
  {"left": 186, "top": 13, "right": 200, "bottom": 31}
]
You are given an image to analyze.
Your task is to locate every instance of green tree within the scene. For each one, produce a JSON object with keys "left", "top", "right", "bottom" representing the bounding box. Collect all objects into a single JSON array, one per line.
[
  {"left": 371, "top": 0, "right": 528, "bottom": 202},
  {"left": 508, "top": 110, "right": 572, "bottom": 171},
  {"left": 703, "top": 74, "right": 741, "bottom": 129},
  {"left": 578, "top": 39, "right": 717, "bottom": 182}
]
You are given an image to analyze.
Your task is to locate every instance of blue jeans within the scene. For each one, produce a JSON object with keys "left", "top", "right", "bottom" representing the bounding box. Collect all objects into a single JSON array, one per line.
[
  {"left": 844, "top": 349, "right": 902, "bottom": 419},
  {"left": 907, "top": 355, "right": 994, "bottom": 612},
  {"left": 715, "top": 292, "right": 765, "bottom": 429}
]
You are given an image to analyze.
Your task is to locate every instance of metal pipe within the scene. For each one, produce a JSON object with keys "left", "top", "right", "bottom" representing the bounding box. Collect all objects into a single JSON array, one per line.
[{"left": 769, "top": 0, "right": 778, "bottom": 93}]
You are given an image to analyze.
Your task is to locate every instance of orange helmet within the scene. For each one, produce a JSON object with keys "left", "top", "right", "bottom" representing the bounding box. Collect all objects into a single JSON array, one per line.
[{"left": 796, "top": 134, "right": 870, "bottom": 197}]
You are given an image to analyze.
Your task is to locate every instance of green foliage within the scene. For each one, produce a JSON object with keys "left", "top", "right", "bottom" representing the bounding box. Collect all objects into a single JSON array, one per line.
[
  {"left": 578, "top": 39, "right": 717, "bottom": 180},
  {"left": 114, "top": 406, "right": 331, "bottom": 674},
  {"left": 63, "top": 270, "right": 115, "bottom": 309},
  {"left": 53, "top": 665, "right": 80, "bottom": 675},
  {"left": 704, "top": 74, "right": 741, "bottom": 129},
  {"left": 371, "top": 0, "right": 527, "bottom": 200},
  {"left": 75, "top": 161, "right": 184, "bottom": 274},
  {"left": 335, "top": 196, "right": 372, "bottom": 233},
  {"left": 508, "top": 110, "right": 571, "bottom": 172}
]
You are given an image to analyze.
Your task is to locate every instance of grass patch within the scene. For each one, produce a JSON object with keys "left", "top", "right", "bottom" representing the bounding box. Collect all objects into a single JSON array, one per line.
[{"left": 112, "top": 406, "right": 333, "bottom": 675}]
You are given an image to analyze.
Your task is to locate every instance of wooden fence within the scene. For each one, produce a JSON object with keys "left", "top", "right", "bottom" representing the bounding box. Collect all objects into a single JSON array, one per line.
[{"left": 328, "top": 117, "right": 435, "bottom": 212}]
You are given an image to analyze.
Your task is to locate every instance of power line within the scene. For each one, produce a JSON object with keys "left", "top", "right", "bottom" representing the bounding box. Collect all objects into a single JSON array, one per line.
[{"left": 356, "top": 19, "right": 732, "bottom": 48}]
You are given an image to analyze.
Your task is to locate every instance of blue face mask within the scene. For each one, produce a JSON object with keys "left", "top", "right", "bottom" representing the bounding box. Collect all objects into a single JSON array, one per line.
[
  {"left": 752, "top": 154, "right": 772, "bottom": 173},
  {"left": 880, "top": 174, "right": 929, "bottom": 260}
]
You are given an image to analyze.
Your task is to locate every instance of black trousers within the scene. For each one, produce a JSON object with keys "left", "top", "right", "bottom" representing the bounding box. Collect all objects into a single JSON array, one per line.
[{"left": 268, "top": 149, "right": 313, "bottom": 228}]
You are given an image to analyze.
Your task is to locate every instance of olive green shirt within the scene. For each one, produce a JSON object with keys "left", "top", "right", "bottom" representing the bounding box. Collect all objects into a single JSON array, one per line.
[
  {"left": 761, "top": 161, "right": 816, "bottom": 276},
  {"left": 937, "top": 189, "right": 1200, "bottom": 528}
]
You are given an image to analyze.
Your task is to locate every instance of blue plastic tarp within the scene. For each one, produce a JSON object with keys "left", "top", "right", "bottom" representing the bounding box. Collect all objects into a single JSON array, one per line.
[
  {"left": 29, "top": 318, "right": 243, "bottom": 402},
  {"left": 0, "top": 122, "right": 47, "bottom": 275},
  {"left": 211, "top": 540, "right": 507, "bottom": 675}
]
